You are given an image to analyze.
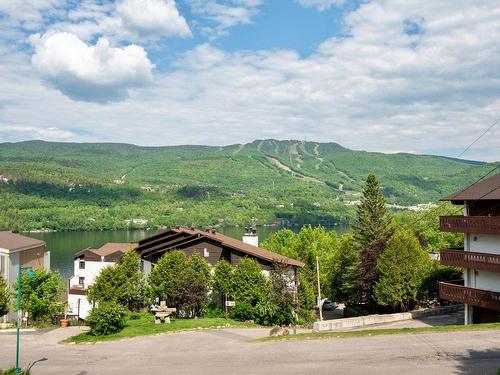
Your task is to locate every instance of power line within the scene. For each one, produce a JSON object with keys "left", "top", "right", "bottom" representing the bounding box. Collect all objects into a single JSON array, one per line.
[{"left": 456, "top": 117, "right": 500, "bottom": 159}]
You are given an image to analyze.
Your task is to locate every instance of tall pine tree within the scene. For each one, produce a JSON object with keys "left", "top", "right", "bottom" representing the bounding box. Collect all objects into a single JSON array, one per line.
[{"left": 352, "top": 174, "right": 392, "bottom": 309}]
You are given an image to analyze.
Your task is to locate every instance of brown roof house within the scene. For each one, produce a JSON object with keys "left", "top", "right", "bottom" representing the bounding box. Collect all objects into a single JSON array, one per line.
[
  {"left": 438, "top": 173, "right": 500, "bottom": 324},
  {"left": 136, "top": 226, "right": 304, "bottom": 288},
  {"left": 67, "top": 242, "right": 136, "bottom": 320},
  {"left": 0, "top": 231, "right": 49, "bottom": 320}
]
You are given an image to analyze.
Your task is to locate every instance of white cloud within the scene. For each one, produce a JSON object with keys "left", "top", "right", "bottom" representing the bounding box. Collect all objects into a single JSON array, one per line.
[
  {"left": 30, "top": 32, "right": 154, "bottom": 102},
  {"left": 298, "top": 0, "right": 345, "bottom": 11},
  {"left": 115, "top": 0, "right": 192, "bottom": 39},
  {"left": 0, "top": 0, "right": 64, "bottom": 29},
  {"left": 187, "top": 0, "right": 262, "bottom": 37},
  {"left": 1, "top": 0, "right": 500, "bottom": 161}
]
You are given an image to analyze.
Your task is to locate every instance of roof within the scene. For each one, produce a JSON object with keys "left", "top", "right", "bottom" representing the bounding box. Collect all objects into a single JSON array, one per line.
[
  {"left": 441, "top": 173, "right": 500, "bottom": 203},
  {"left": 0, "top": 231, "right": 45, "bottom": 252},
  {"left": 137, "top": 227, "right": 304, "bottom": 268},
  {"left": 74, "top": 242, "right": 137, "bottom": 261}
]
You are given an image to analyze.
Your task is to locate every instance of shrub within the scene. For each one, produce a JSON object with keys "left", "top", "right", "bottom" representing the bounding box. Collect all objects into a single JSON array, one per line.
[
  {"left": 201, "top": 304, "right": 224, "bottom": 318},
  {"left": 230, "top": 301, "right": 254, "bottom": 321},
  {"left": 0, "top": 277, "right": 9, "bottom": 317},
  {"left": 253, "top": 298, "right": 278, "bottom": 326},
  {"left": 87, "top": 302, "right": 126, "bottom": 336},
  {"left": 296, "top": 308, "right": 316, "bottom": 326}
]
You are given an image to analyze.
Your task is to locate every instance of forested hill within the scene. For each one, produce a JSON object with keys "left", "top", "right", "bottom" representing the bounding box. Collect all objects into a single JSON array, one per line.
[{"left": 0, "top": 139, "right": 494, "bottom": 231}]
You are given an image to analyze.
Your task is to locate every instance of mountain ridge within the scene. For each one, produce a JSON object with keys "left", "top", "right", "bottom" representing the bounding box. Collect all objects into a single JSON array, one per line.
[{"left": 0, "top": 139, "right": 496, "bottom": 231}]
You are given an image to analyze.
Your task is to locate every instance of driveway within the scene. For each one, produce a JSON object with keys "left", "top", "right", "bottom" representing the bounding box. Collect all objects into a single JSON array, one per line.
[{"left": 0, "top": 326, "right": 499, "bottom": 374}]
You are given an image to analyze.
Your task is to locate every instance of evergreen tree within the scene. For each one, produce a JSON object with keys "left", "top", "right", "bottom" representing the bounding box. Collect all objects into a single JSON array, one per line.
[
  {"left": 352, "top": 174, "right": 392, "bottom": 308},
  {"left": 374, "top": 230, "right": 430, "bottom": 311},
  {"left": 329, "top": 234, "right": 360, "bottom": 305},
  {"left": 213, "top": 260, "right": 234, "bottom": 315},
  {"left": 0, "top": 277, "right": 9, "bottom": 317}
]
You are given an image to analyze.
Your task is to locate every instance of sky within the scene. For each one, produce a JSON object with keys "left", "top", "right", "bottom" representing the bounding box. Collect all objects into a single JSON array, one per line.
[{"left": 0, "top": 0, "right": 499, "bottom": 161}]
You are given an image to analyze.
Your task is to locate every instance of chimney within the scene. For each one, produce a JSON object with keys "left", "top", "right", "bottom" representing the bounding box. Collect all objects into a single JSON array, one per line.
[{"left": 242, "top": 223, "right": 258, "bottom": 247}]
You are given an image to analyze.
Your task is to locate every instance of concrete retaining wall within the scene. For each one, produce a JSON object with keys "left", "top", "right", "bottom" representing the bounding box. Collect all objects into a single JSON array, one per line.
[{"left": 313, "top": 305, "right": 461, "bottom": 332}]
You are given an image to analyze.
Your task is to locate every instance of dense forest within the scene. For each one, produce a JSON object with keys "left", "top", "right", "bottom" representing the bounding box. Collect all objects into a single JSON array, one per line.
[{"left": 0, "top": 139, "right": 495, "bottom": 231}]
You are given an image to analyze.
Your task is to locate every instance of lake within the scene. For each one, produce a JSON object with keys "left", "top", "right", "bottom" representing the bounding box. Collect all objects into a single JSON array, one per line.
[{"left": 30, "top": 224, "right": 350, "bottom": 280}]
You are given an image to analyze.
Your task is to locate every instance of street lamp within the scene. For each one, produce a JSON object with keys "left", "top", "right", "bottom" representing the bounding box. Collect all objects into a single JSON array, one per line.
[{"left": 15, "top": 265, "right": 35, "bottom": 374}]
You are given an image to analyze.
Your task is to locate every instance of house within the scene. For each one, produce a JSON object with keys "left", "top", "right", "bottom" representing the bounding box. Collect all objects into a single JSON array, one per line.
[
  {"left": 136, "top": 226, "right": 304, "bottom": 284},
  {"left": 67, "top": 242, "right": 136, "bottom": 319},
  {"left": 438, "top": 173, "right": 500, "bottom": 324},
  {"left": 0, "top": 231, "right": 50, "bottom": 320}
]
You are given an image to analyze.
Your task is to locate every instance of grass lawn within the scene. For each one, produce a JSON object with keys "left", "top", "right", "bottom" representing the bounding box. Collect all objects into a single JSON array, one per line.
[
  {"left": 65, "top": 314, "right": 257, "bottom": 344},
  {"left": 256, "top": 322, "right": 500, "bottom": 342}
]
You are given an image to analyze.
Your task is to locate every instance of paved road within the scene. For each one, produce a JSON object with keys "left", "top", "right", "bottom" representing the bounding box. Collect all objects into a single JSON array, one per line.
[{"left": 0, "top": 326, "right": 499, "bottom": 374}]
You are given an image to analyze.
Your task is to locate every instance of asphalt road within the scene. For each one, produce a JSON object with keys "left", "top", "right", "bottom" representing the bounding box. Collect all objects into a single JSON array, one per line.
[{"left": 0, "top": 326, "right": 499, "bottom": 374}]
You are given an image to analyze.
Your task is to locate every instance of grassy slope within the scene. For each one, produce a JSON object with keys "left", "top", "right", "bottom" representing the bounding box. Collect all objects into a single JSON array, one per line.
[
  {"left": 0, "top": 139, "right": 496, "bottom": 230},
  {"left": 65, "top": 315, "right": 257, "bottom": 344},
  {"left": 256, "top": 322, "right": 500, "bottom": 342}
]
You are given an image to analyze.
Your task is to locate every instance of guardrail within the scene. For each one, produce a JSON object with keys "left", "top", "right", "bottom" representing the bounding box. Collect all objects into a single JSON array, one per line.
[
  {"left": 439, "top": 282, "right": 500, "bottom": 311},
  {"left": 440, "top": 215, "right": 500, "bottom": 235},
  {"left": 440, "top": 248, "right": 500, "bottom": 273}
]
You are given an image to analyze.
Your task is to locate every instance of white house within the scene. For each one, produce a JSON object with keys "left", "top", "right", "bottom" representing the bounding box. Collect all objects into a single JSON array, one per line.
[
  {"left": 0, "top": 231, "right": 50, "bottom": 321},
  {"left": 67, "top": 242, "right": 136, "bottom": 319},
  {"left": 439, "top": 173, "right": 500, "bottom": 324}
]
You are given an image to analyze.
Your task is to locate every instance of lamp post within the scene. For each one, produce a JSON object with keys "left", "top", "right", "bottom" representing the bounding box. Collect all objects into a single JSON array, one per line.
[{"left": 15, "top": 265, "right": 35, "bottom": 374}]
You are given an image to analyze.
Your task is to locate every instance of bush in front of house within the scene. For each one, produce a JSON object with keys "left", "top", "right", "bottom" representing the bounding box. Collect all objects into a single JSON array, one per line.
[{"left": 87, "top": 301, "right": 126, "bottom": 336}]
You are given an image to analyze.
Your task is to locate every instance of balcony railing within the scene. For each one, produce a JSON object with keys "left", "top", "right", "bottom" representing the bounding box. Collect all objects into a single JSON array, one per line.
[
  {"left": 439, "top": 282, "right": 500, "bottom": 311},
  {"left": 441, "top": 248, "right": 500, "bottom": 273},
  {"left": 440, "top": 215, "right": 500, "bottom": 235}
]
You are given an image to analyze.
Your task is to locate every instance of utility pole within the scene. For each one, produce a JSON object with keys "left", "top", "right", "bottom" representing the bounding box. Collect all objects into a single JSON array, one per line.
[{"left": 316, "top": 256, "right": 323, "bottom": 321}]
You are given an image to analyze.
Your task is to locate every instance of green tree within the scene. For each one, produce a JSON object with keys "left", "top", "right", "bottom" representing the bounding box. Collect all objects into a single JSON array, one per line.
[
  {"left": 232, "top": 258, "right": 269, "bottom": 305},
  {"left": 148, "top": 251, "right": 211, "bottom": 316},
  {"left": 88, "top": 250, "right": 148, "bottom": 311},
  {"left": 181, "top": 254, "right": 211, "bottom": 316},
  {"left": 329, "top": 234, "right": 360, "bottom": 305},
  {"left": 213, "top": 260, "right": 234, "bottom": 315},
  {"left": 87, "top": 265, "right": 121, "bottom": 305},
  {"left": 0, "top": 277, "right": 9, "bottom": 317},
  {"left": 262, "top": 225, "right": 338, "bottom": 312},
  {"left": 268, "top": 263, "right": 297, "bottom": 325},
  {"left": 116, "top": 250, "right": 148, "bottom": 311},
  {"left": 14, "top": 269, "right": 64, "bottom": 322},
  {"left": 148, "top": 250, "right": 187, "bottom": 306},
  {"left": 374, "top": 230, "right": 430, "bottom": 311},
  {"left": 352, "top": 174, "right": 392, "bottom": 308}
]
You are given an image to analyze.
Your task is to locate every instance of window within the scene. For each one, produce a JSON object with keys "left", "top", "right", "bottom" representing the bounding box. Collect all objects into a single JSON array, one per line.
[
  {"left": 140, "top": 260, "right": 144, "bottom": 272},
  {"left": 79, "top": 277, "right": 85, "bottom": 286},
  {"left": 203, "top": 248, "right": 209, "bottom": 258},
  {"left": 79, "top": 260, "right": 85, "bottom": 269}
]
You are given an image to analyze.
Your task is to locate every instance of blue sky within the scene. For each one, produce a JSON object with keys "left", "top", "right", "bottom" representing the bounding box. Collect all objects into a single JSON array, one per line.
[{"left": 0, "top": 0, "right": 499, "bottom": 161}]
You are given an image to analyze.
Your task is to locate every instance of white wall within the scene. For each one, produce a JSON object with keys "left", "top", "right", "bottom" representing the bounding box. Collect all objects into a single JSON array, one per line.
[
  {"left": 67, "top": 293, "right": 92, "bottom": 320},
  {"left": 69, "top": 259, "right": 116, "bottom": 289},
  {"left": 470, "top": 234, "right": 500, "bottom": 255}
]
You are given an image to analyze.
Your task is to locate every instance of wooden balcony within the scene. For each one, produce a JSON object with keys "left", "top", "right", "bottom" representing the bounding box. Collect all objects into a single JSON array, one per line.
[
  {"left": 439, "top": 282, "right": 500, "bottom": 311},
  {"left": 440, "top": 215, "right": 500, "bottom": 235},
  {"left": 441, "top": 248, "right": 500, "bottom": 273}
]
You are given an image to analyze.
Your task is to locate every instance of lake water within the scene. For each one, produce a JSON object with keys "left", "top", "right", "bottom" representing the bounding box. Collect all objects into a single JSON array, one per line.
[{"left": 30, "top": 224, "right": 350, "bottom": 280}]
